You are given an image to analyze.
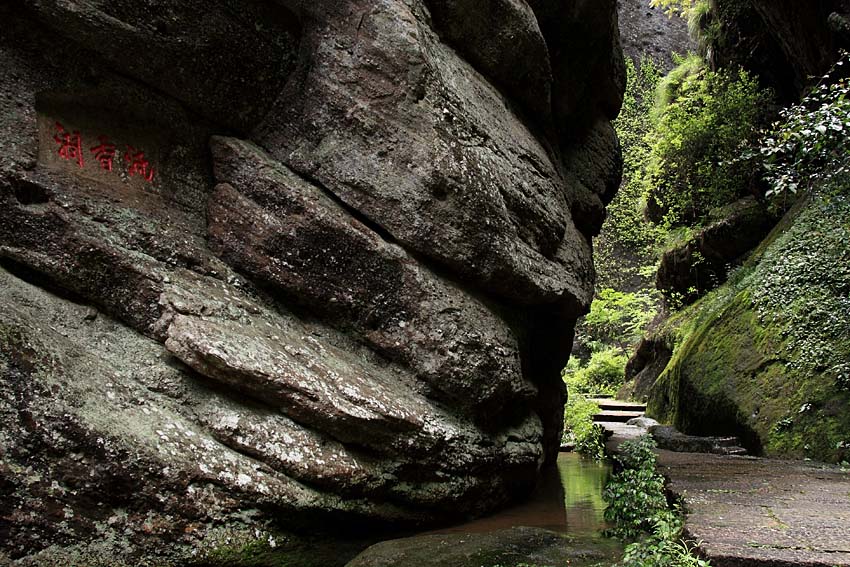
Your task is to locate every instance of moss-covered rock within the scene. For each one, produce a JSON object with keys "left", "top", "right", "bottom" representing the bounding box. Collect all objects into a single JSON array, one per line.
[
  {"left": 646, "top": 180, "right": 850, "bottom": 463},
  {"left": 655, "top": 197, "right": 777, "bottom": 305}
]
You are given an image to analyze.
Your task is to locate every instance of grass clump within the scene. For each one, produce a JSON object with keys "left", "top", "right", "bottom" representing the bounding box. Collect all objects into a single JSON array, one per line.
[{"left": 643, "top": 59, "right": 774, "bottom": 227}]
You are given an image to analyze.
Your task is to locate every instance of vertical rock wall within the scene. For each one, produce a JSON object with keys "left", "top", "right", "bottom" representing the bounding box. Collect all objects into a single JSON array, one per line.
[{"left": 0, "top": 0, "right": 624, "bottom": 561}]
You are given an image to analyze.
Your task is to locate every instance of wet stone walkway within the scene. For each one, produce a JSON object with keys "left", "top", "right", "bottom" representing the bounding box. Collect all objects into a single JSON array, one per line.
[
  {"left": 657, "top": 451, "right": 850, "bottom": 567},
  {"left": 600, "top": 418, "right": 850, "bottom": 566}
]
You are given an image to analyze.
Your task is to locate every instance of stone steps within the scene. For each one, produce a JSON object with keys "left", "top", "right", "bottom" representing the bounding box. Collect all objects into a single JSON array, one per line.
[
  {"left": 587, "top": 401, "right": 749, "bottom": 457},
  {"left": 589, "top": 398, "right": 647, "bottom": 413},
  {"left": 592, "top": 410, "right": 646, "bottom": 423}
]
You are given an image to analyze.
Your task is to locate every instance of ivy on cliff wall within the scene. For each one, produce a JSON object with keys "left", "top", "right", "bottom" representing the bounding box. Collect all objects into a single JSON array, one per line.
[{"left": 647, "top": 173, "right": 850, "bottom": 463}]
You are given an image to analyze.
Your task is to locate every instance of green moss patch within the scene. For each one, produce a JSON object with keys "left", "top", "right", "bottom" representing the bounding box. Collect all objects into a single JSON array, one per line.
[{"left": 648, "top": 180, "right": 850, "bottom": 462}]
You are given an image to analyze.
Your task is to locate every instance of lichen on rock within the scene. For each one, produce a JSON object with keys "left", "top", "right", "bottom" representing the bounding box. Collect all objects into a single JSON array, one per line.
[{"left": 0, "top": 0, "right": 625, "bottom": 561}]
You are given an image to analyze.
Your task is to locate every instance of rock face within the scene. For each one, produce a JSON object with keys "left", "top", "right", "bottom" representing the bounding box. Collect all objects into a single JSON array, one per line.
[
  {"left": 345, "top": 527, "right": 620, "bottom": 567},
  {"left": 0, "top": 0, "right": 624, "bottom": 562},
  {"left": 707, "top": 0, "right": 850, "bottom": 101},
  {"left": 655, "top": 197, "right": 777, "bottom": 306},
  {"left": 646, "top": 190, "right": 850, "bottom": 463}
]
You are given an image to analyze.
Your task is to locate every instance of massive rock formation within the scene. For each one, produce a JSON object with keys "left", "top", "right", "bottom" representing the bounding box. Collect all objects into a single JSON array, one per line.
[
  {"left": 643, "top": 188, "right": 850, "bottom": 463},
  {"left": 0, "top": 0, "right": 624, "bottom": 562}
]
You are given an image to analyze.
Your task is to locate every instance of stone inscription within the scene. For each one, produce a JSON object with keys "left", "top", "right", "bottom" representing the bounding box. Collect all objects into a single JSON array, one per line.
[{"left": 52, "top": 122, "right": 155, "bottom": 183}]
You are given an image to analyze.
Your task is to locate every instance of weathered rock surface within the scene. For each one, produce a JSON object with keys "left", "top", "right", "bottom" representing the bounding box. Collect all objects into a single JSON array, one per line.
[
  {"left": 657, "top": 451, "right": 850, "bottom": 567},
  {"left": 0, "top": 0, "right": 624, "bottom": 562},
  {"left": 345, "top": 527, "right": 620, "bottom": 567},
  {"left": 656, "top": 197, "right": 777, "bottom": 305},
  {"left": 707, "top": 0, "right": 850, "bottom": 101}
]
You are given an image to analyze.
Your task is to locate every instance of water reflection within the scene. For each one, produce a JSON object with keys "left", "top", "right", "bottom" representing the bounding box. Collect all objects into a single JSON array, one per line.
[{"left": 430, "top": 453, "right": 613, "bottom": 538}]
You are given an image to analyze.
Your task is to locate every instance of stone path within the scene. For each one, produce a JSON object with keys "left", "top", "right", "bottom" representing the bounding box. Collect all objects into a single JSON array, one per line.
[
  {"left": 598, "top": 400, "right": 850, "bottom": 567},
  {"left": 658, "top": 451, "right": 850, "bottom": 567},
  {"left": 599, "top": 412, "right": 850, "bottom": 567},
  {"left": 583, "top": 398, "right": 850, "bottom": 565},
  {"left": 590, "top": 398, "right": 647, "bottom": 424}
]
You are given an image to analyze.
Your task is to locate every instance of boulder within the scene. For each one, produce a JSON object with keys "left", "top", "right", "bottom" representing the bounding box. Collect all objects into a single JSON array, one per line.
[
  {"left": 345, "top": 527, "right": 620, "bottom": 567},
  {"left": 649, "top": 425, "right": 747, "bottom": 455},
  {"left": 0, "top": 0, "right": 624, "bottom": 561}
]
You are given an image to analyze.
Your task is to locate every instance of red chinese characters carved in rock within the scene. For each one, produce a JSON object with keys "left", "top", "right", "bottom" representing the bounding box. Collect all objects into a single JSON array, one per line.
[
  {"left": 124, "top": 146, "right": 155, "bottom": 182},
  {"left": 90, "top": 136, "right": 117, "bottom": 172},
  {"left": 49, "top": 122, "right": 155, "bottom": 184},
  {"left": 53, "top": 122, "right": 84, "bottom": 168}
]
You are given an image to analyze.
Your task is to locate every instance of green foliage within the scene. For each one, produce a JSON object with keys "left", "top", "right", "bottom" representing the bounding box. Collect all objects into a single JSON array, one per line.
[
  {"left": 619, "top": 513, "right": 711, "bottom": 567},
  {"left": 649, "top": 0, "right": 696, "bottom": 17},
  {"left": 654, "top": 54, "right": 703, "bottom": 113},
  {"left": 604, "top": 437, "right": 711, "bottom": 567},
  {"left": 563, "top": 394, "right": 606, "bottom": 460},
  {"left": 753, "top": 187, "right": 850, "bottom": 385},
  {"left": 603, "top": 437, "right": 668, "bottom": 540},
  {"left": 615, "top": 433, "right": 660, "bottom": 470},
  {"left": 687, "top": 0, "right": 715, "bottom": 56},
  {"left": 753, "top": 53, "right": 850, "bottom": 198},
  {"left": 598, "top": 57, "right": 666, "bottom": 293},
  {"left": 582, "top": 289, "right": 659, "bottom": 349},
  {"left": 564, "top": 348, "right": 628, "bottom": 397},
  {"left": 643, "top": 61, "right": 773, "bottom": 227}
]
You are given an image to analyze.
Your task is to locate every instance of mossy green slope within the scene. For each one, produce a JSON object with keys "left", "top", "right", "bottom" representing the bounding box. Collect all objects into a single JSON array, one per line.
[{"left": 648, "top": 179, "right": 850, "bottom": 463}]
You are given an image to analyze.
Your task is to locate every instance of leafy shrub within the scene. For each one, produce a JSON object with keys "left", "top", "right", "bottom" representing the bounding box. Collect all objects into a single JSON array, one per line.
[
  {"left": 616, "top": 433, "right": 660, "bottom": 470},
  {"left": 603, "top": 436, "right": 712, "bottom": 566},
  {"left": 620, "top": 513, "right": 711, "bottom": 567},
  {"left": 603, "top": 436, "right": 668, "bottom": 540},
  {"left": 564, "top": 348, "right": 628, "bottom": 397},
  {"left": 753, "top": 52, "right": 850, "bottom": 198},
  {"left": 582, "top": 289, "right": 659, "bottom": 349},
  {"left": 643, "top": 61, "right": 773, "bottom": 227},
  {"left": 563, "top": 394, "right": 606, "bottom": 460}
]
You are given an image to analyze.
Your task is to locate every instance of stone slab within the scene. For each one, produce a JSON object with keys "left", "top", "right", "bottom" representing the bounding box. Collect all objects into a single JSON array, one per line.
[
  {"left": 593, "top": 410, "right": 646, "bottom": 422},
  {"left": 657, "top": 451, "right": 850, "bottom": 567}
]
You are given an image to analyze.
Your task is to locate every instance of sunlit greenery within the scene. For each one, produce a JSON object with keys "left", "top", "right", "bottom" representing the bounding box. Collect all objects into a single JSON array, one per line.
[
  {"left": 649, "top": 0, "right": 696, "bottom": 17},
  {"left": 563, "top": 394, "right": 606, "bottom": 460},
  {"left": 642, "top": 60, "right": 773, "bottom": 227},
  {"left": 582, "top": 289, "right": 659, "bottom": 350},
  {"left": 564, "top": 348, "right": 628, "bottom": 397},
  {"left": 597, "top": 57, "right": 666, "bottom": 293}
]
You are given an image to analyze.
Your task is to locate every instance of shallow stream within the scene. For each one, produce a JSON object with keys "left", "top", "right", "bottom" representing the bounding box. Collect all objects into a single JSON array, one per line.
[{"left": 432, "top": 453, "right": 614, "bottom": 538}]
